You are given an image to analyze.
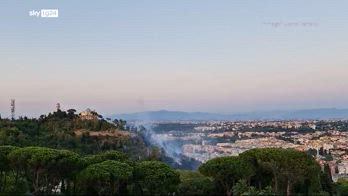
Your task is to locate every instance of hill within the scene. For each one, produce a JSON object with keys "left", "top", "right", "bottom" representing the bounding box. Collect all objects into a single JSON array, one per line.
[
  {"left": 0, "top": 109, "right": 149, "bottom": 160},
  {"left": 112, "top": 108, "right": 348, "bottom": 121}
]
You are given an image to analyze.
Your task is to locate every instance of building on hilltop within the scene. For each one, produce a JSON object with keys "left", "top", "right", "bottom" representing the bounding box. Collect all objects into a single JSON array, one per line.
[{"left": 79, "top": 108, "right": 98, "bottom": 120}]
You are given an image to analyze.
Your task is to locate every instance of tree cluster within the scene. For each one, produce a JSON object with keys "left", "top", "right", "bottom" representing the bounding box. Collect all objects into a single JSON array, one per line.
[
  {"left": 199, "top": 148, "right": 333, "bottom": 196},
  {"left": 0, "top": 145, "right": 342, "bottom": 196},
  {"left": 0, "top": 146, "right": 180, "bottom": 195}
]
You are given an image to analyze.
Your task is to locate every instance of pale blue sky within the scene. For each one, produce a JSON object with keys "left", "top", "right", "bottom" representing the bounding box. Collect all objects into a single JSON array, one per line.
[{"left": 0, "top": 1, "right": 347, "bottom": 117}]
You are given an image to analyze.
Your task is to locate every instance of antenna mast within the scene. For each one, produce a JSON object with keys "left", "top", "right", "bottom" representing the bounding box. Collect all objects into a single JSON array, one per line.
[
  {"left": 56, "top": 103, "right": 61, "bottom": 111},
  {"left": 10, "top": 99, "right": 15, "bottom": 120}
]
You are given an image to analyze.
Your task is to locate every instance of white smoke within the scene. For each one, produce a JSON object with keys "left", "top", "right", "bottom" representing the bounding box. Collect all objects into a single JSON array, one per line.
[{"left": 134, "top": 121, "right": 183, "bottom": 165}]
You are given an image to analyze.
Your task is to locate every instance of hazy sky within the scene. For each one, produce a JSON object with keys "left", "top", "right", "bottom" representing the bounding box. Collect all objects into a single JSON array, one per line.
[{"left": 0, "top": 1, "right": 347, "bottom": 117}]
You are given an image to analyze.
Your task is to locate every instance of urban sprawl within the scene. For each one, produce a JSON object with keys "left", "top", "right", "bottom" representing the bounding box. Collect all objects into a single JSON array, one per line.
[{"left": 147, "top": 120, "right": 348, "bottom": 182}]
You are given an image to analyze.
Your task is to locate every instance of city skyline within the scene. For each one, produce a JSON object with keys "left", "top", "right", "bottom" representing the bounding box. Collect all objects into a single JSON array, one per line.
[{"left": 1, "top": 1, "right": 348, "bottom": 117}]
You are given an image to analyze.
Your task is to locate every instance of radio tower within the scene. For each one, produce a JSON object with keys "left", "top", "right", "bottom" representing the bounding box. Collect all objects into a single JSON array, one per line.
[{"left": 10, "top": 99, "right": 15, "bottom": 120}]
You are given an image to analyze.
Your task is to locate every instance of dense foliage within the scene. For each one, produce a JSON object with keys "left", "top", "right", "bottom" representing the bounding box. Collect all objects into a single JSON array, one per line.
[
  {"left": 336, "top": 178, "right": 348, "bottom": 196},
  {"left": 134, "top": 161, "right": 180, "bottom": 195},
  {"left": 77, "top": 160, "right": 133, "bottom": 195},
  {"left": 1, "top": 145, "right": 341, "bottom": 196},
  {"left": 199, "top": 148, "right": 334, "bottom": 196},
  {"left": 177, "top": 170, "right": 214, "bottom": 195},
  {"left": 0, "top": 111, "right": 343, "bottom": 195},
  {"left": 0, "top": 109, "right": 148, "bottom": 158},
  {"left": 0, "top": 146, "right": 180, "bottom": 195}
]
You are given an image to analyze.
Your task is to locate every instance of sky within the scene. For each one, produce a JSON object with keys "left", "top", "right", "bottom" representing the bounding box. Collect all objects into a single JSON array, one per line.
[{"left": 0, "top": 0, "right": 347, "bottom": 117}]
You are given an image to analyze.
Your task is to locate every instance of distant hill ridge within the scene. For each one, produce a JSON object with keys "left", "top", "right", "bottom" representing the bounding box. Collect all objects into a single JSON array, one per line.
[{"left": 112, "top": 108, "right": 348, "bottom": 121}]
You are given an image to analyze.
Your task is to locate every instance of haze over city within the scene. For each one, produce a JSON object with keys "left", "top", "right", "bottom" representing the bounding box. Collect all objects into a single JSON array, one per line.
[{"left": 1, "top": 1, "right": 348, "bottom": 117}]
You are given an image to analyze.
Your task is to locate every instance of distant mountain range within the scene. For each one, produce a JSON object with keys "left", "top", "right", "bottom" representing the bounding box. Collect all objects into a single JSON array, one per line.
[{"left": 111, "top": 108, "right": 348, "bottom": 121}]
